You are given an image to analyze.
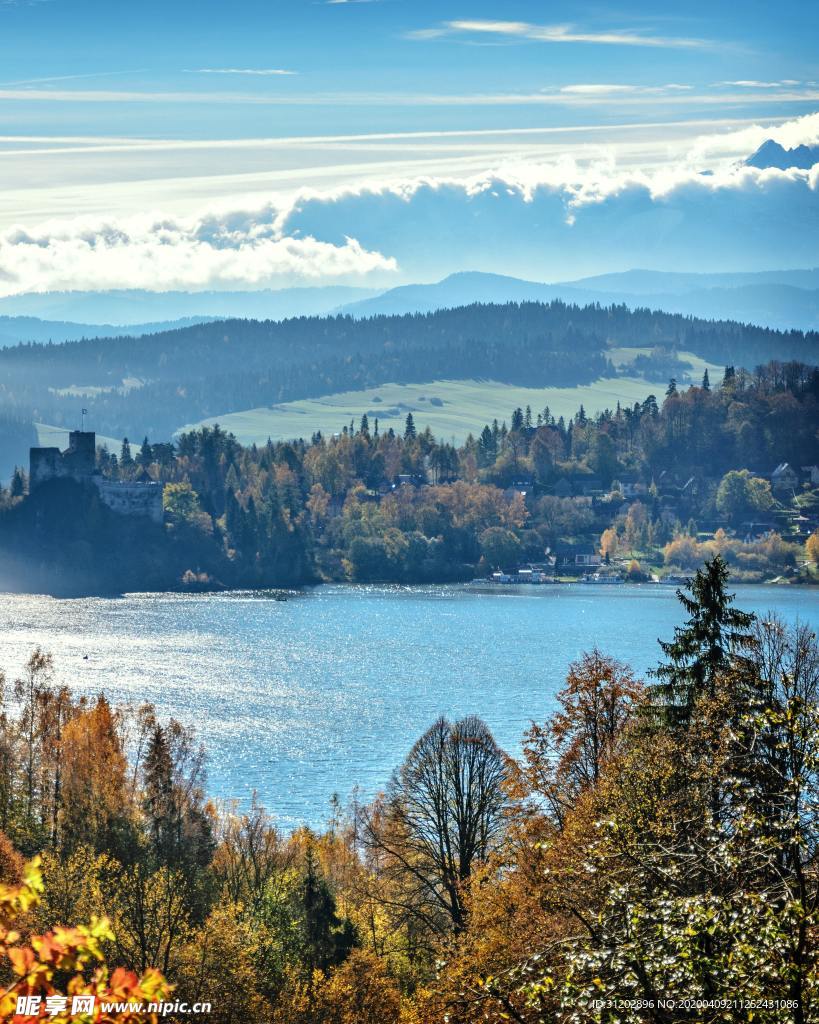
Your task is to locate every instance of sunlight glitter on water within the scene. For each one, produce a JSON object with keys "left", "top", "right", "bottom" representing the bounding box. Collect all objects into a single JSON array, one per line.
[{"left": 1, "top": 584, "right": 817, "bottom": 829}]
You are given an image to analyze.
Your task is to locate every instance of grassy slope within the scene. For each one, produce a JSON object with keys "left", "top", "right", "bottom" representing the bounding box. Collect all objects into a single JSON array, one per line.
[
  {"left": 177, "top": 348, "right": 721, "bottom": 446},
  {"left": 177, "top": 376, "right": 664, "bottom": 446}
]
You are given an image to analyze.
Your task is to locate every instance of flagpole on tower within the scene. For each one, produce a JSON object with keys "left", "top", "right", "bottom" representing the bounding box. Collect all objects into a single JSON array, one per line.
[{"left": 81, "top": 408, "right": 88, "bottom": 431}]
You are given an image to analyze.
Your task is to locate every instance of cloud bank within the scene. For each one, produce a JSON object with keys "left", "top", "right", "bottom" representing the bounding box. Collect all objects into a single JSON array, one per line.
[
  {"left": 0, "top": 113, "right": 817, "bottom": 294},
  {"left": 0, "top": 217, "right": 397, "bottom": 296}
]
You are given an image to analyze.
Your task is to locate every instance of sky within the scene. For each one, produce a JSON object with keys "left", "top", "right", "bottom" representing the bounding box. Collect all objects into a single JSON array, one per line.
[{"left": 0, "top": 0, "right": 818, "bottom": 295}]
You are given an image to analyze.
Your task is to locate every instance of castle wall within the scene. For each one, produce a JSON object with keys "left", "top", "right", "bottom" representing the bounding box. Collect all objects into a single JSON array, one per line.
[
  {"left": 30, "top": 448, "right": 67, "bottom": 487},
  {"left": 96, "top": 480, "right": 164, "bottom": 524},
  {"left": 30, "top": 432, "right": 164, "bottom": 523}
]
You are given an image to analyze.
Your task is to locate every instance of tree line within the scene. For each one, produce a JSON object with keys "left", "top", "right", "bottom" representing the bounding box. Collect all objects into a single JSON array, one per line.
[
  {"left": 0, "top": 300, "right": 816, "bottom": 440},
  {"left": 1, "top": 360, "right": 818, "bottom": 592}
]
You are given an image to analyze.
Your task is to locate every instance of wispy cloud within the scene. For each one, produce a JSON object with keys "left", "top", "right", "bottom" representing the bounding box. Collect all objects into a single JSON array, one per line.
[
  {"left": 407, "top": 19, "right": 713, "bottom": 50},
  {"left": 720, "top": 79, "right": 799, "bottom": 88},
  {"left": 2, "top": 86, "right": 816, "bottom": 108},
  {"left": 558, "top": 84, "right": 693, "bottom": 96},
  {"left": 185, "top": 68, "right": 298, "bottom": 77},
  {"left": 0, "top": 70, "right": 147, "bottom": 87}
]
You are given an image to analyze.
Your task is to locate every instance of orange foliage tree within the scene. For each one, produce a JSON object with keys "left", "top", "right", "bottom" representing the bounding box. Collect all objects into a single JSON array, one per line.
[{"left": 0, "top": 858, "right": 169, "bottom": 1023}]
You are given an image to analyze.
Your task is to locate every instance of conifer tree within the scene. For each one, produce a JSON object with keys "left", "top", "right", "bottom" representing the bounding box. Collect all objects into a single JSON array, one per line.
[
  {"left": 301, "top": 846, "right": 357, "bottom": 979},
  {"left": 404, "top": 413, "right": 416, "bottom": 440},
  {"left": 651, "top": 555, "right": 754, "bottom": 727}
]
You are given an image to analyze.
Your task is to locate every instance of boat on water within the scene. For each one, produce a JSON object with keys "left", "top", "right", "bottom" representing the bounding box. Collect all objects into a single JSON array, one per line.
[
  {"left": 582, "top": 572, "right": 625, "bottom": 585},
  {"left": 470, "top": 568, "right": 556, "bottom": 585}
]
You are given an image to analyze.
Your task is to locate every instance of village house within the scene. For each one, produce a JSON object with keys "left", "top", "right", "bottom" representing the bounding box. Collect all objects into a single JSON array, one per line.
[{"left": 770, "top": 462, "right": 799, "bottom": 495}]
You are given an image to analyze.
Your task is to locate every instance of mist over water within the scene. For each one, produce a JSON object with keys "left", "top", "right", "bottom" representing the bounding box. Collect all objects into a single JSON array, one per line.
[{"left": 1, "top": 584, "right": 816, "bottom": 830}]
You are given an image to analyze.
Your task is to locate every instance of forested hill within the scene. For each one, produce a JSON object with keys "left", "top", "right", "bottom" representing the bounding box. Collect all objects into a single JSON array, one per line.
[{"left": 1, "top": 300, "right": 817, "bottom": 441}]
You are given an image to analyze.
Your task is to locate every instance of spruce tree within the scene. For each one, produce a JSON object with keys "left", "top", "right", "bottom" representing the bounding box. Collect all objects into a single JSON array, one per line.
[
  {"left": 301, "top": 846, "right": 357, "bottom": 978},
  {"left": 10, "top": 467, "right": 24, "bottom": 497},
  {"left": 651, "top": 555, "right": 754, "bottom": 728},
  {"left": 702, "top": 368, "right": 711, "bottom": 390},
  {"left": 404, "top": 413, "right": 416, "bottom": 440},
  {"left": 143, "top": 725, "right": 176, "bottom": 863},
  {"left": 138, "top": 436, "right": 152, "bottom": 467}
]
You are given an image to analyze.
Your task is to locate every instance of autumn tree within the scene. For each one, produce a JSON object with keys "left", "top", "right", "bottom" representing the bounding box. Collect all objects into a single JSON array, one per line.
[
  {"left": 59, "top": 696, "right": 134, "bottom": 859},
  {"left": 522, "top": 650, "right": 644, "bottom": 827},
  {"left": 361, "top": 716, "right": 509, "bottom": 937}
]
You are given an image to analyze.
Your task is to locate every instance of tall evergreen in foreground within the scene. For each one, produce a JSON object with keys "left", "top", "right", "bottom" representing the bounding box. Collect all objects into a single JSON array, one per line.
[{"left": 651, "top": 554, "right": 754, "bottom": 727}]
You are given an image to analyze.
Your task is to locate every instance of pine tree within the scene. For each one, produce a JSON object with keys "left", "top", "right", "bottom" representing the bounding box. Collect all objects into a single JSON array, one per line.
[
  {"left": 143, "top": 725, "right": 175, "bottom": 863},
  {"left": 138, "top": 436, "right": 153, "bottom": 467},
  {"left": 702, "top": 368, "right": 711, "bottom": 390},
  {"left": 404, "top": 413, "right": 416, "bottom": 440},
  {"left": 302, "top": 846, "right": 357, "bottom": 979},
  {"left": 722, "top": 365, "right": 736, "bottom": 389},
  {"left": 120, "top": 437, "right": 133, "bottom": 467},
  {"left": 651, "top": 555, "right": 754, "bottom": 728},
  {"left": 10, "top": 467, "right": 24, "bottom": 497},
  {"left": 666, "top": 378, "right": 678, "bottom": 397},
  {"left": 478, "top": 425, "right": 496, "bottom": 467}
]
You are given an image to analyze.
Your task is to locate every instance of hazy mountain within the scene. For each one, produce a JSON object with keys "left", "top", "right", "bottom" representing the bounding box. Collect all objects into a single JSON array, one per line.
[
  {"left": 338, "top": 270, "right": 819, "bottom": 332},
  {"left": 0, "top": 315, "right": 218, "bottom": 349},
  {"left": 336, "top": 272, "right": 569, "bottom": 316},
  {"left": 564, "top": 267, "right": 819, "bottom": 295},
  {"left": 0, "top": 286, "right": 380, "bottom": 326},
  {"left": 744, "top": 139, "right": 819, "bottom": 171}
]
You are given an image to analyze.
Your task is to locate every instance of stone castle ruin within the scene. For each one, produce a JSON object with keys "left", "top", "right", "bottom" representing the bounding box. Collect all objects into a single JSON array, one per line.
[{"left": 30, "top": 431, "right": 164, "bottom": 523}]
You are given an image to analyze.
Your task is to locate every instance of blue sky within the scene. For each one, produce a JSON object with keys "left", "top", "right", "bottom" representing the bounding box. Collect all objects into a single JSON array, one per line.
[{"left": 0, "top": 0, "right": 817, "bottom": 292}]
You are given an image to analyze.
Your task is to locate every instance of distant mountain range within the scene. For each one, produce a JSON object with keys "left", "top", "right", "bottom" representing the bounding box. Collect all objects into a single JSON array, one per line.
[
  {"left": 335, "top": 270, "right": 819, "bottom": 332},
  {"left": 0, "top": 315, "right": 217, "bottom": 348},
  {"left": 1, "top": 268, "right": 818, "bottom": 343},
  {"left": 0, "top": 285, "right": 378, "bottom": 327}
]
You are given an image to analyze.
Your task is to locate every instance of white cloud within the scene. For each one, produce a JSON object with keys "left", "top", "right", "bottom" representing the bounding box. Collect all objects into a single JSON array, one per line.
[
  {"left": 1, "top": 112, "right": 818, "bottom": 292},
  {"left": 185, "top": 68, "right": 297, "bottom": 76},
  {"left": 407, "top": 19, "right": 712, "bottom": 49},
  {"left": 560, "top": 84, "right": 638, "bottom": 95},
  {"left": 558, "top": 84, "right": 693, "bottom": 96},
  {"left": 720, "top": 80, "right": 799, "bottom": 89},
  {"left": 2, "top": 85, "right": 816, "bottom": 110},
  {"left": 0, "top": 212, "right": 397, "bottom": 296}
]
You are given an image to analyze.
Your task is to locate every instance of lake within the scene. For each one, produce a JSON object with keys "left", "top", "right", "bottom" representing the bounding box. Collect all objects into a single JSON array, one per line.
[{"left": 1, "top": 583, "right": 817, "bottom": 830}]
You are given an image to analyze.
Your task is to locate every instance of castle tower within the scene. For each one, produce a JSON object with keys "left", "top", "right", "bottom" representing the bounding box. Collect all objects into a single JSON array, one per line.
[{"left": 64, "top": 431, "right": 96, "bottom": 477}]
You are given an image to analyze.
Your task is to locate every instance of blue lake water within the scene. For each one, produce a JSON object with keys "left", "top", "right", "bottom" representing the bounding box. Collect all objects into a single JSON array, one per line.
[{"left": 1, "top": 583, "right": 817, "bottom": 830}]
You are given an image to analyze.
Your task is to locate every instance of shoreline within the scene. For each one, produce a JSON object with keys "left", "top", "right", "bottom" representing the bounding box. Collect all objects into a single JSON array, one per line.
[{"left": 1, "top": 573, "right": 817, "bottom": 600}]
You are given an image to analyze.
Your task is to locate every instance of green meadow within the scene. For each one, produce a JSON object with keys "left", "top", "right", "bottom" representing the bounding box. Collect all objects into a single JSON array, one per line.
[{"left": 179, "top": 375, "right": 667, "bottom": 446}]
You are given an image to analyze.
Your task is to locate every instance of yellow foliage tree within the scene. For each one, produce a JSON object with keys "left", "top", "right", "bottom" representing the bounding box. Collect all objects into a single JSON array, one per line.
[
  {"left": 599, "top": 527, "right": 618, "bottom": 559},
  {"left": 807, "top": 529, "right": 819, "bottom": 567}
]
